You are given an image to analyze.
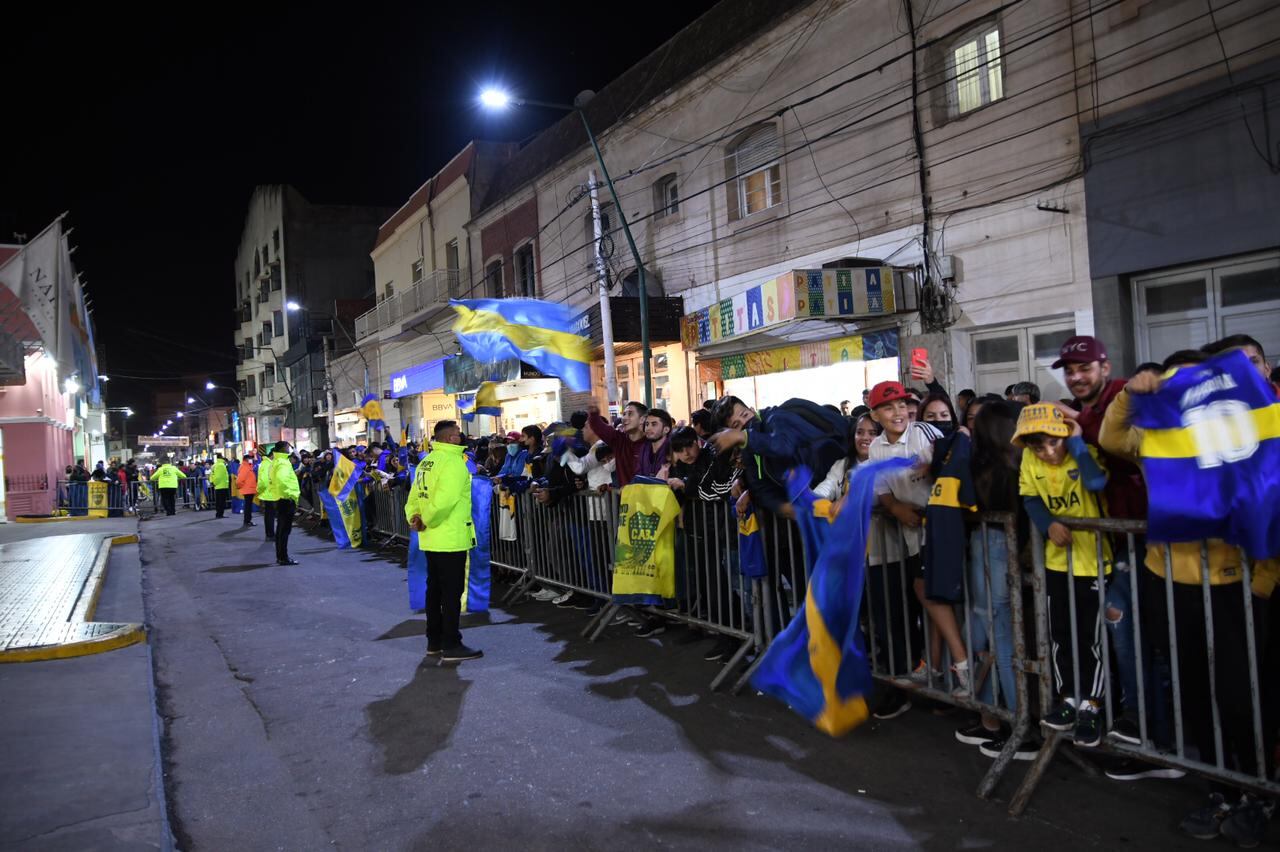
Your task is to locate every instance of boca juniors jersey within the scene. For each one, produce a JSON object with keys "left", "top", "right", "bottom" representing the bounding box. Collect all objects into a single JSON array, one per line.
[{"left": 1132, "top": 349, "right": 1280, "bottom": 559}]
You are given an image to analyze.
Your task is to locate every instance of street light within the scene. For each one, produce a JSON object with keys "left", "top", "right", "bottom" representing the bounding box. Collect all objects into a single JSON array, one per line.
[
  {"left": 187, "top": 397, "right": 195, "bottom": 404},
  {"left": 478, "top": 86, "right": 653, "bottom": 407}
]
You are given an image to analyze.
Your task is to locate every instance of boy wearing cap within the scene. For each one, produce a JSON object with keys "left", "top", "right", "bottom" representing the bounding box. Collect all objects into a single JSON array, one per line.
[
  {"left": 1015, "top": 402, "right": 1111, "bottom": 747},
  {"left": 866, "top": 380, "right": 943, "bottom": 720}
]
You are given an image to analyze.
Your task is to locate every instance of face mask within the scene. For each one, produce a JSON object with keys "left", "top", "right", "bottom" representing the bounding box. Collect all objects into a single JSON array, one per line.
[
  {"left": 933, "top": 421, "right": 956, "bottom": 436},
  {"left": 507, "top": 443, "right": 520, "bottom": 457}
]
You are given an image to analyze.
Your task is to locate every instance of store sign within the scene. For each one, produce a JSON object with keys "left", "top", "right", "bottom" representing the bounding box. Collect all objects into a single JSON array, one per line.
[
  {"left": 141, "top": 435, "right": 190, "bottom": 447},
  {"left": 680, "top": 268, "right": 900, "bottom": 349}
]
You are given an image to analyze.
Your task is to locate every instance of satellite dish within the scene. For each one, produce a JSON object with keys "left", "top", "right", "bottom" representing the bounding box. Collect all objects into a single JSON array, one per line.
[{"left": 572, "top": 90, "right": 596, "bottom": 109}]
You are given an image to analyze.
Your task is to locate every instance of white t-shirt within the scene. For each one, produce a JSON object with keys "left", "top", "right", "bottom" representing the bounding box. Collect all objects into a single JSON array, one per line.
[{"left": 868, "top": 421, "right": 941, "bottom": 563}]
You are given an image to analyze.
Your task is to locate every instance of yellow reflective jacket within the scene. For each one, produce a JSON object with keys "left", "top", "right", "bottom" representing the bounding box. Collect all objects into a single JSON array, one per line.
[
  {"left": 152, "top": 463, "right": 186, "bottom": 489},
  {"left": 404, "top": 442, "right": 473, "bottom": 552},
  {"left": 257, "top": 456, "right": 275, "bottom": 500},
  {"left": 268, "top": 452, "right": 300, "bottom": 502},
  {"left": 210, "top": 460, "right": 229, "bottom": 488}
]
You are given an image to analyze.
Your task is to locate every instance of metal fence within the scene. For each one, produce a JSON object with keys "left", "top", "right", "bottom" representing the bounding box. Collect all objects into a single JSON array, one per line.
[
  {"left": 276, "top": 467, "right": 1280, "bottom": 817},
  {"left": 55, "top": 479, "right": 158, "bottom": 517}
]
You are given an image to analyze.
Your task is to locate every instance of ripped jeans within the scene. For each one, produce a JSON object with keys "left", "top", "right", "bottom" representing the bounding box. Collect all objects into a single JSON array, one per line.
[
  {"left": 968, "top": 527, "right": 1017, "bottom": 711},
  {"left": 1105, "top": 566, "right": 1142, "bottom": 719}
]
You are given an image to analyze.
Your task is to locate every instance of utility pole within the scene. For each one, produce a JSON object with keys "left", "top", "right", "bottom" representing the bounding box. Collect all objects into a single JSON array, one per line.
[
  {"left": 589, "top": 170, "right": 619, "bottom": 410},
  {"left": 323, "top": 335, "right": 338, "bottom": 446}
]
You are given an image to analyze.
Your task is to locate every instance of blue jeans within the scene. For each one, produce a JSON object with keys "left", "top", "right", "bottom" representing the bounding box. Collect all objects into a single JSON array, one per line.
[
  {"left": 968, "top": 527, "right": 1017, "bottom": 711},
  {"left": 1105, "top": 567, "right": 1141, "bottom": 718}
]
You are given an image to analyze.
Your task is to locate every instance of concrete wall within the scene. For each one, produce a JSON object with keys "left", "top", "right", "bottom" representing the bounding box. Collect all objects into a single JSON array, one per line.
[{"left": 0, "top": 354, "right": 77, "bottom": 517}]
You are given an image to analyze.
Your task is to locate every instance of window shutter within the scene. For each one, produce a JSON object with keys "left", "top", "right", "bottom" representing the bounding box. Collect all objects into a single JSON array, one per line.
[{"left": 733, "top": 125, "right": 779, "bottom": 175}]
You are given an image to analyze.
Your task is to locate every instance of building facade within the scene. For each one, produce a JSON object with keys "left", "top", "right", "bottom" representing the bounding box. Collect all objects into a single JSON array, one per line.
[{"left": 231, "top": 185, "right": 390, "bottom": 452}]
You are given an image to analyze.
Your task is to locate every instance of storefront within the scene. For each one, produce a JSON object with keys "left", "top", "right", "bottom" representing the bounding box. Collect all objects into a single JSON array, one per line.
[
  {"left": 572, "top": 296, "right": 689, "bottom": 420},
  {"left": 445, "top": 354, "right": 562, "bottom": 436},
  {"left": 388, "top": 358, "right": 448, "bottom": 442},
  {"left": 681, "top": 267, "right": 909, "bottom": 410}
]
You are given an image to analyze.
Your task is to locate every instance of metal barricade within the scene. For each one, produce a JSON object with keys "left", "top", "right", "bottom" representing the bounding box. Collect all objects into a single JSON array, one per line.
[
  {"left": 1009, "top": 517, "right": 1280, "bottom": 815},
  {"left": 499, "top": 489, "right": 617, "bottom": 609},
  {"left": 366, "top": 485, "right": 411, "bottom": 543},
  {"left": 489, "top": 485, "right": 527, "bottom": 575}
]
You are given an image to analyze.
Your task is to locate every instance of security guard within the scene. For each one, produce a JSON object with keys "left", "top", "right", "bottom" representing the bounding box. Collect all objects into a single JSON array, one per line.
[
  {"left": 258, "top": 448, "right": 276, "bottom": 541},
  {"left": 210, "top": 454, "right": 230, "bottom": 518},
  {"left": 268, "top": 441, "right": 300, "bottom": 566},
  {"left": 406, "top": 420, "right": 480, "bottom": 662},
  {"left": 152, "top": 458, "right": 187, "bottom": 516}
]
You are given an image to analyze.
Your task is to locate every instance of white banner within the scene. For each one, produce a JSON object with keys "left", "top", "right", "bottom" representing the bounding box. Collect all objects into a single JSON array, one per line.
[
  {"left": 141, "top": 436, "right": 191, "bottom": 447},
  {"left": 0, "top": 218, "right": 62, "bottom": 351},
  {"left": 55, "top": 233, "right": 97, "bottom": 397}
]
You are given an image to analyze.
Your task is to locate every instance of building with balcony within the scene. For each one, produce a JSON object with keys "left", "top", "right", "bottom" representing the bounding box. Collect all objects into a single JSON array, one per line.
[
  {"left": 331, "top": 141, "right": 517, "bottom": 442},
  {"left": 232, "top": 185, "right": 390, "bottom": 450}
]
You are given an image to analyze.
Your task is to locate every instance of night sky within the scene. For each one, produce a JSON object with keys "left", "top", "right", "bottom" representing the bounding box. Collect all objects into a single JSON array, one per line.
[{"left": 3, "top": 1, "right": 719, "bottom": 434}]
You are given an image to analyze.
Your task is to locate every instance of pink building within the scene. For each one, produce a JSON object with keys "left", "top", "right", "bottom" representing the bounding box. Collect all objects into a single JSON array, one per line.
[{"left": 0, "top": 353, "right": 76, "bottom": 517}]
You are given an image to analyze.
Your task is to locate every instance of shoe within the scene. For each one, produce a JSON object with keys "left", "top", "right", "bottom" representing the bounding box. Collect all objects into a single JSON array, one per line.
[
  {"left": 1073, "top": 701, "right": 1102, "bottom": 748},
  {"left": 1104, "top": 758, "right": 1186, "bottom": 781},
  {"left": 1109, "top": 714, "right": 1142, "bottom": 746},
  {"left": 277, "top": 558, "right": 299, "bottom": 566},
  {"left": 1222, "top": 794, "right": 1274, "bottom": 848},
  {"left": 531, "top": 587, "right": 560, "bottom": 601},
  {"left": 244, "top": 522, "right": 256, "bottom": 527},
  {"left": 441, "top": 644, "right": 483, "bottom": 662},
  {"left": 950, "top": 660, "right": 972, "bottom": 695},
  {"left": 955, "top": 721, "right": 1003, "bottom": 746},
  {"left": 610, "top": 611, "right": 632, "bottom": 626},
  {"left": 1180, "top": 793, "right": 1232, "bottom": 840},
  {"left": 1042, "top": 702, "right": 1076, "bottom": 731},
  {"left": 552, "top": 591, "right": 573, "bottom": 606},
  {"left": 906, "top": 660, "right": 940, "bottom": 683},
  {"left": 425, "top": 645, "right": 443, "bottom": 657},
  {"left": 635, "top": 617, "right": 666, "bottom": 638},
  {"left": 872, "top": 692, "right": 912, "bottom": 720},
  {"left": 569, "top": 595, "right": 594, "bottom": 611},
  {"left": 979, "top": 735, "right": 1041, "bottom": 761},
  {"left": 704, "top": 637, "right": 737, "bottom": 662}
]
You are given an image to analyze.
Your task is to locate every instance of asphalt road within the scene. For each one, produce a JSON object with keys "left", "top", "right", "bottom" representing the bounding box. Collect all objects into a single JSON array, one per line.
[{"left": 141, "top": 509, "right": 1214, "bottom": 850}]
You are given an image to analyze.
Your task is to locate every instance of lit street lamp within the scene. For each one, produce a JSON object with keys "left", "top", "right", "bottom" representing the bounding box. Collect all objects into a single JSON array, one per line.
[{"left": 478, "top": 86, "right": 653, "bottom": 407}]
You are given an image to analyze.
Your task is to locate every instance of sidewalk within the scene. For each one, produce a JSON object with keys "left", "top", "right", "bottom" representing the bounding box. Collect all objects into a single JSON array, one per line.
[
  {"left": 133, "top": 509, "right": 1224, "bottom": 850},
  {"left": 0, "top": 518, "right": 172, "bottom": 851}
]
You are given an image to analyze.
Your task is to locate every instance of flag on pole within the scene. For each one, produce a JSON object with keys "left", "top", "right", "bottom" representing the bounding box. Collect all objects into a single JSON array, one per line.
[
  {"left": 450, "top": 298, "right": 592, "bottom": 392},
  {"left": 459, "top": 381, "right": 502, "bottom": 422},
  {"left": 319, "top": 450, "right": 365, "bottom": 548},
  {"left": 0, "top": 217, "right": 62, "bottom": 352}
]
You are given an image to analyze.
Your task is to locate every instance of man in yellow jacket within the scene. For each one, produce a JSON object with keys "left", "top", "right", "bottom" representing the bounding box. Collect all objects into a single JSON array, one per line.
[
  {"left": 210, "top": 454, "right": 230, "bottom": 518},
  {"left": 152, "top": 458, "right": 187, "bottom": 516},
  {"left": 263, "top": 441, "right": 300, "bottom": 565},
  {"left": 257, "top": 448, "right": 276, "bottom": 541},
  {"left": 405, "top": 420, "right": 479, "bottom": 662}
]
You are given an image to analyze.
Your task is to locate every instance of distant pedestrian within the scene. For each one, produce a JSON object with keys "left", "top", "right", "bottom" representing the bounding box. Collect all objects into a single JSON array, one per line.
[
  {"left": 406, "top": 420, "right": 480, "bottom": 662},
  {"left": 210, "top": 454, "right": 230, "bottom": 518},
  {"left": 152, "top": 459, "right": 187, "bottom": 516},
  {"left": 236, "top": 455, "right": 258, "bottom": 526}
]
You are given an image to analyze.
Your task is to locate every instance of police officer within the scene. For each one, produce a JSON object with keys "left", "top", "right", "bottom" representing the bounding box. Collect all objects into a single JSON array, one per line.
[
  {"left": 268, "top": 441, "right": 300, "bottom": 566},
  {"left": 406, "top": 420, "right": 480, "bottom": 662},
  {"left": 258, "top": 448, "right": 276, "bottom": 541},
  {"left": 210, "top": 454, "right": 230, "bottom": 518},
  {"left": 152, "top": 457, "right": 187, "bottom": 516}
]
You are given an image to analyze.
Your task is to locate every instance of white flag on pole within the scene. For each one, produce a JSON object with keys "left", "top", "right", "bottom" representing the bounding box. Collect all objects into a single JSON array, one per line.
[{"left": 0, "top": 217, "right": 63, "bottom": 351}]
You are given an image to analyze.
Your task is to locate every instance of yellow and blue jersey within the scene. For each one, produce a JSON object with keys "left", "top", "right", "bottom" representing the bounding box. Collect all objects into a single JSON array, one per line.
[{"left": 1132, "top": 349, "right": 1280, "bottom": 560}]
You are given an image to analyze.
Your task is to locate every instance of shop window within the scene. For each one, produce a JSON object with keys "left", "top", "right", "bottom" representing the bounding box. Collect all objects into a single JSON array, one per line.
[
  {"left": 728, "top": 124, "right": 782, "bottom": 221},
  {"left": 653, "top": 174, "right": 679, "bottom": 220},
  {"left": 948, "top": 21, "right": 1003, "bottom": 118},
  {"left": 653, "top": 353, "right": 669, "bottom": 373}
]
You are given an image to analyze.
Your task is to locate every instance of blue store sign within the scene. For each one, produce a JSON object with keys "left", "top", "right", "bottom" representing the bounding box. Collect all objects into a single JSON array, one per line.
[{"left": 388, "top": 358, "right": 446, "bottom": 399}]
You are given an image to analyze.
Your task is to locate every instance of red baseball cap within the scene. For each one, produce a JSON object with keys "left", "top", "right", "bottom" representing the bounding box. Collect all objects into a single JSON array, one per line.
[
  {"left": 505, "top": 431, "right": 522, "bottom": 441},
  {"left": 868, "top": 381, "right": 912, "bottom": 408},
  {"left": 1052, "top": 335, "right": 1108, "bottom": 369}
]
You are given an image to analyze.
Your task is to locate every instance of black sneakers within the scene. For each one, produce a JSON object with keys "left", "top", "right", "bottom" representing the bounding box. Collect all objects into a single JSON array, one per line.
[
  {"left": 1108, "top": 714, "right": 1142, "bottom": 745},
  {"left": 704, "top": 636, "right": 737, "bottom": 662},
  {"left": 871, "top": 691, "right": 912, "bottom": 720},
  {"left": 1180, "top": 793, "right": 1233, "bottom": 840},
  {"left": 1222, "top": 794, "right": 1275, "bottom": 848},
  {"left": 425, "top": 645, "right": 443, "bottom": 657},
  {"left": 441, "top": 645, "right": 483, "bottom": 662},
  {"left": 979, "top": 734, "right": 1041, "bottom": 761},
  {"left": 955, "top": 721, "right": 1003, "bottom": 746},
  {"left": 1073, "top": 702, "right": 1103, "bottom": 748},
  {"left": 1103, "top": 758, "right": 1186, "bottom": 782},
  {"left": 635, "top": 617, "right": 666, "bottom": 638},
  {"left": 1042, "top": 702, "right": 1076, "bottom": 731}
]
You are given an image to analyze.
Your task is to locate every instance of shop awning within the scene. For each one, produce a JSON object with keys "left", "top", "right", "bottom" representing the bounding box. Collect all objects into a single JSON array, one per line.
[
  {"left": 571, "top": 296, "right": 684, "bottom": 353},
  {"left": 695, "top": 323, "right": 900, "bottom": 383}
]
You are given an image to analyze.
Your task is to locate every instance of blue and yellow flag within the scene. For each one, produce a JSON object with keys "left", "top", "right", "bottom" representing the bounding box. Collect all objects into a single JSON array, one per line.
[
  {"left": 752, "top": 457, "right": 913, "bottom": 737},
  {"left": 611, "top": 480, "right": 682, "bottom": 605},
  {"left": 450, "top": 298, "right": 592, "bottom": 392},
  {"left": 360, "top": 394, "right": 386, "bottom": 433},
  {"left": 462, "top": 472, "right": 493, "bottom": 613},
  {"left": 786, "top": 465, "right": 839, "bottom": 580},
  {"left": 737, "top": 508, "right": 768, "bottom": 577},
  {"left": 460, "top": 381, "right": 503, "bottom": 422},
  {"left": 319, "top": 450, "right": 365, "bottom": 548}
]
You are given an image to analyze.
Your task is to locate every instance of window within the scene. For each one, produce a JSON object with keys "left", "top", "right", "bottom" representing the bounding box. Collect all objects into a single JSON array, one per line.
[
  {"left": 273, "top": 309, "right": 284, "bottom": 338},
  {"left": 445, "top": 240, "right": 461, "bottom": 295},
  {"left": 243, "top": 338, "right": 252, "bottom": 361},
  {"left": 653, "top": 174, "right": 679, "bottom": 219},
  {"left": 485, "top": 260, "right": 503, "bottom": 298},
  {"left": 730, "top": 125, "right": 782, "bottom": 219},
  {"left": 411, "top": 259, "right": 424, "bottom": 283},
  {"left": 262, "top": 321, "right": 272, "bottom": 344},
  {"left": 254, "top": 252, "right": 261, "bottom": 277},
  {"left": 514, "top": 244, "right": 536, "bottom": 298},
  {"left": 270, "top": 265, "right": 281, "bottom": 291},
  {"left": 263, "top": 369, "right": 274, "bottom": 389},
  {"left": 263, "top": 244, "right": 270, "bottom": 264},
  {"left": 245, "top": 375, "right": 257, "bottom": 397},
  {"left": 948, "top": 22, "right": 1003, "bottom": 116},
  {"left": 273, "top": 228, "right": 280, "bottom": 252}
]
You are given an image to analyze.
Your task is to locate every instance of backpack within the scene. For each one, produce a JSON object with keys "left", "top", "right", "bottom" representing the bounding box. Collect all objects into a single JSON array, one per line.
[{"left": 761, "top": 398, "right": 853, "bottom": 487}]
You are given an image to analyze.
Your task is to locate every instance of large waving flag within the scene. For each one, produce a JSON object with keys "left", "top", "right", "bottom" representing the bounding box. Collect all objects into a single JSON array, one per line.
[
  {"left": 360, "top": 394, "right": 387, "bottom": 434},
  {"left": 450, "top": 298, "right": 592, "bottom": 392},
  {"left": 752, "top": 457, "right": 913, "bottom": 737},
  {"left": 462, "top": 473, "right": 494, "bottom": 612},
  {"left": 319, "top": 450, "right": 365, "bottom": 548},
  {"left": 459, "top": 381, "right": 503, "bottom": 422}
]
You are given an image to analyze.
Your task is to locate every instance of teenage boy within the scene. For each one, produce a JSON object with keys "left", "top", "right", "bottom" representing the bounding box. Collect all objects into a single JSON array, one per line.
[
  {"left": 588, "top": 401, "right": 647, "bottom": 487},
  {"left": 866, "top": 381, "right": 943, "bottom": 720},
  {"left": 1014, "top": 403, "right": 1111, "bottom": 747},
  {"left": 637, "top": 408, "right": 673, "bottom": 478}
]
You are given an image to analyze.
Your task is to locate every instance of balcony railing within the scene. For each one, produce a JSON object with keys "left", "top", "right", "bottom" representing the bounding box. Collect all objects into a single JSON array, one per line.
[{"left": 354, "top": 267, "right": 468, "bottom": 341}]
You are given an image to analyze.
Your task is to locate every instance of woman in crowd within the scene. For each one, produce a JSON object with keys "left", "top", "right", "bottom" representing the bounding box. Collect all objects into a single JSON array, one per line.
[{"left": 814, "top": 412, "right": 882, "bottom": 501}]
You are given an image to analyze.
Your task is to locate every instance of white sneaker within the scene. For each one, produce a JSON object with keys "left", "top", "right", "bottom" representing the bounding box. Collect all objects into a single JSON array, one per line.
[
  {"left": 951, "top": 660, "right": 971, "bottom": 696},
  {"left": 531, "top": 588, "right": 559, "bottom": 601},
  {"left": 552, "top": 591, "right": 573, "bottom": 605}
]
